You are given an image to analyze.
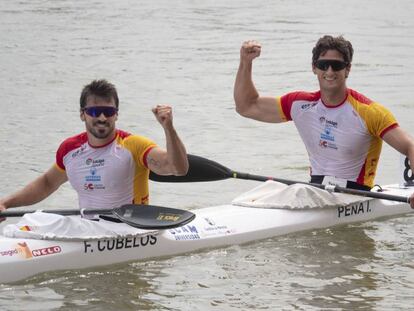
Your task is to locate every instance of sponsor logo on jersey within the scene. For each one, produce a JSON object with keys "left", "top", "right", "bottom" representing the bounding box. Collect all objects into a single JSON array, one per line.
[
  {"left": 319, "top": 140, "right": 338, "bottom": 150},
  {"left": 86, "top": 158, "right": 105, "bottom": 167},
  {"left": 71, "top": 145, "right": 87, "bottom": 158},
  {"left": 84, "top": 183, "right": 105, "bottom": 191}
]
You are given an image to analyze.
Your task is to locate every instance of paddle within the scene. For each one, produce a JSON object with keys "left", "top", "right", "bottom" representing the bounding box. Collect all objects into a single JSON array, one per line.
[
  {"left": 0, "top": 204, "right": 195, "bottom": 230},
  {"left": 150, "top": 154, "right": 411, "bottom": 204}
]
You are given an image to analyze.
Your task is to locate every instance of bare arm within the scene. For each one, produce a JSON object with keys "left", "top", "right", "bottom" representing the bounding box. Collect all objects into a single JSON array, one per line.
[
  {"left": 147, "top": 105, "right": 189, "bottom": 176},
  {"left": 382, "top": 126, "right": 414, "bottom": 208},
  {"left": 234, "top": 40, "right": 283, "bottom": 123},
  {"left": 0, "top": 165, "right": 68, "bottom": 210}
]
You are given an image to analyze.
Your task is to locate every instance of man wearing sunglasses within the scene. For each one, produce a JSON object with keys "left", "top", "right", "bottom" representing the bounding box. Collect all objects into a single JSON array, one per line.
[
  {"left": 0, "top": 80, "right": 189, "bottom": 220},
  {"left": 234, "top": 35, "right": 414, "bottom": 208}
]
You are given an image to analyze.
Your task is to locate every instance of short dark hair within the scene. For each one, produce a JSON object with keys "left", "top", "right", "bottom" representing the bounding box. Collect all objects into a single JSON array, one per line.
[
  {"left": 80, "top": 79, "right": 119, "bottom": 109},
  {"left": 312, "top": 35, "right": 354, "bottom": 65}
]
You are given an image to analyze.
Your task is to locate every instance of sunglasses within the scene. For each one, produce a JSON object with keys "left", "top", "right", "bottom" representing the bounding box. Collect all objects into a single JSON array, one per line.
[
  {"left": 314, "top": 59, "right": 349, "bottom": 71},
  {"left": 83, "top": 106, "right": 118, "bottom": 118}
]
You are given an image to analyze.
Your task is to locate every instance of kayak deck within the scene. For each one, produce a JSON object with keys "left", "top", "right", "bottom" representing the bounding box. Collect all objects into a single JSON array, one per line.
[{"left": 0, "top": 184, "right": 412, "bottom": 284}]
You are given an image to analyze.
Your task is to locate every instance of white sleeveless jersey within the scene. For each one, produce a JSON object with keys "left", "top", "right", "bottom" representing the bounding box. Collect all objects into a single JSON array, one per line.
[
  {"left": 55, "top": 129, "right": 156, "bottom": 211},
  {"left": 276, "top": 89, "right": 398, "bottom": 187}
]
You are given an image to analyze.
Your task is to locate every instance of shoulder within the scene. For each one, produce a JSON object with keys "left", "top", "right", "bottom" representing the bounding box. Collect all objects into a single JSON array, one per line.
[
  {"left": 116, "top": 129, "right": 132, "bottom": 139},
  {"left": 279, "top": 91, "right": 320, "bottom": 120},
  {"left": 347, "top": 89, "right": 392, "bottom": 114},
  {"left": 117, "top": 131, "right": 157, "bottom": 167},
  {"left": 117, "top": 130, "right": 156, "bottom": 152},
  {"left": 347, "top": 89, "right": 374, "bottom": 105},
  {"left": 57, "top": 132, "right": 88, "bottom": 154},
  {"left": 280, "top": 90, "right": 321, "bottom": 104},
  {"left": 347, "top": 89, "right": 398, "bottom": 136},
  {"left": 56, "top": 132, "right": 88, "bottom": 170},
  {"left": 118, "top": 131, "right": 154, "bottom": 145}
]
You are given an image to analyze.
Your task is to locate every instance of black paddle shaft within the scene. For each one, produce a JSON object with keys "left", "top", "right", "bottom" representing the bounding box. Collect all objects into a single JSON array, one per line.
[
  {"left": 149, "top": 154, "right": 411, "bottom": 204},
  {"left": 150, "top": 154, "right": 232, "bottom": 182},
  {"left": 231, "top": 172, "right": 409, "bottom": 203}
]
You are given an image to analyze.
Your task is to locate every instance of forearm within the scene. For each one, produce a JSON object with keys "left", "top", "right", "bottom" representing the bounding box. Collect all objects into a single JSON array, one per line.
[
  {"left": 163, "top": 125, "right": 189, "bottom": 176},
  {"left": 1, "top": 175, "right": 57, "bottom": 209},
  {"left": 406, "top": 142, "right": 414, "bottom": 208},
  {"left": 406, "top": 144, "right": 414, "bottom": 174},
  {"left": 234, "top": 60, "right": 259, "bottom": 115}
]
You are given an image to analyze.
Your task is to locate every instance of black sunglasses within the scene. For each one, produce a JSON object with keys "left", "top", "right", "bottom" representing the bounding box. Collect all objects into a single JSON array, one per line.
[
  {"left": 315, "top": 59, "right": 349, "bottom": 71},
  {"left": 83, "top": 106, "right": 118, "bottom": 118}
]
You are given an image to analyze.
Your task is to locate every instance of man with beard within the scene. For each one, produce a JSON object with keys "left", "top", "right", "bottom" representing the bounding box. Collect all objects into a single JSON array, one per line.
[{"left": 0, "top": 80, "right": 189, "bottom": 220}]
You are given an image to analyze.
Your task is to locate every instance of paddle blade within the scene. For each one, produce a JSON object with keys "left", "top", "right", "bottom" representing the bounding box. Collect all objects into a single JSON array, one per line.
[
  {"left": 149, "top": 154, "right": 232, "bottom": 182},
  {"left": 113, "top": 204, "right": 196, "bottom": 229}
]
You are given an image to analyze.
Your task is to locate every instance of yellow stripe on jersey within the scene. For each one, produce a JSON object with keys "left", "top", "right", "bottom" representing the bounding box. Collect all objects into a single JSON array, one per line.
[
  {"left": 347, "top": 97, "right": 397, "bottom": 137},
  {"left": 347, "top": 96, "right": 398, "bottom": 187},
  {"left": 117, "top": 135, "right": 157, "bottom": 205},
  {"left": 276, "top": 97, "right": 288, "bottom": 122}
]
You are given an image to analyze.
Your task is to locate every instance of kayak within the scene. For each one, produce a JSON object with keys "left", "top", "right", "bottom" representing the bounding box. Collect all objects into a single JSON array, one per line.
[{"left": 0, "top": 182, "right": 412, "bottom": 284}]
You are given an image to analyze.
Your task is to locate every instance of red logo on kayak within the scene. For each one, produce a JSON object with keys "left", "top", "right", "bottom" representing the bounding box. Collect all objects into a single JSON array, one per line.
[
  {"left": 32, "top": 246, "right": 62, "bottom": 257},
  {"left": 17, "top": 242, "right": 33, "bottom": 259}
]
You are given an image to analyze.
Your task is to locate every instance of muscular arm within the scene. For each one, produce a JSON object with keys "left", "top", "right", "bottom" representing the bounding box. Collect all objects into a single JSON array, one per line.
[
  {"left": 382, "top": 126, "right": 414, "bottom": 171},
  {"left": 234, "top": 40, "right": 284, "bottom": 123},
  {"left": 0, "top": 165, "right": 68, "bottom": 209},
  {"left": 382, "top": 126, "right": 414, "bottom": 208},
  {"left": 147, "top": 105, "right": 189, "bottom": 176}
]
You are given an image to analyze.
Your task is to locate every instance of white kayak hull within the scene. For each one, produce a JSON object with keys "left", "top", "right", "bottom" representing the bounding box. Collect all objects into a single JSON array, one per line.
[{"left": 0, "top": 184, "right": 412, "bottom": 283}]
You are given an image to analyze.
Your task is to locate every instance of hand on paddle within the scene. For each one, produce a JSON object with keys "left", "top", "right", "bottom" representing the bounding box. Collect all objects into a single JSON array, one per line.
[
  {"left": 240, "top": 40, "right": 262, "bottom": 63},
  {"left": 152, "top": 105, "right": 174, "bottom": 130},
  {"left": 0, "top": 201, "right": 6, "bottom": 223}
]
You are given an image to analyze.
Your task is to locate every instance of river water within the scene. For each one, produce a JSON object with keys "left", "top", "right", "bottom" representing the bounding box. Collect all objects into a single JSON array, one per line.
[{"left": 1, "top": 0, "right": 414, "bottom": 310}]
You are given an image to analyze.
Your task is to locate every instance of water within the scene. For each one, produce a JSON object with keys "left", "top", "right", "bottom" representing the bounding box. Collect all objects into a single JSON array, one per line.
[{"left": 1, "top": 0, "right": 414, "bottom": 309}]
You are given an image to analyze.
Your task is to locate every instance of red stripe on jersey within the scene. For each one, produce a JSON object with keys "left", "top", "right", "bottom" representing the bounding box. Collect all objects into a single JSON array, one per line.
[
  {"left": 117, "top": 129, "right": 132, "bottom": 139},
  {"left": 380, "top": 123, "right": 399, "bottom": 138},
  {"left": 280, "top": 91, "right": 321, "bottom": 120},
  {"left": 143, "top": 146, "right": 156, "bottom": 168},
  {"left": 356, "top": 161, "right": 366, "bottom": 185},
  {"left": 56, "top": 133, "right": 88, "bottom": 170},
  {"left": 348, "top": 89, "right": 374, "bottom": 105}
]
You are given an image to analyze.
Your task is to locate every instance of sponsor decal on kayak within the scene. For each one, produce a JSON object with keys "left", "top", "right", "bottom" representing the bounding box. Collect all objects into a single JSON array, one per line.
[
  {"left": 17, "top": 242, "right": 32, "bottom": 258},
  {"left": 168, "top": 219, "right": 235, "bottom": 240},
  {"left": 201, "top": 218, "right": 234, "bottom": 237},
  {"left": 0, "top": 249, "right": 20, "bottom": 257},
  {"left": 337, "top": 201, "right": 371, "bottom": 218},
  {"left": 0, "top": 243, "right": 61, "bottom": 259},
  {"left": 169, "top": 225, "right": 201, "bottom": 241},
  {"left": 83, "top": 235, "right": 157, "bottom": 253},
  {"left": 32, "top": 246, "right": 61, "bottom": 257},
  {"left": 19, "top": 225, "right": 35, "bottom": 231}
]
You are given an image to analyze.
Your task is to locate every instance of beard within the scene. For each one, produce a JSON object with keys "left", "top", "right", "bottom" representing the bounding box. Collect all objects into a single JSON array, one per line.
[{"left": 86, "top": 120, "right": 115, "bottom": 140}]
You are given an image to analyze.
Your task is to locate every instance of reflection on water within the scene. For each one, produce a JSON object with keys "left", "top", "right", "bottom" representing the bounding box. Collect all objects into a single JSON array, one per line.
[
  {"left": 0, "top": 285, "right": 64, "bottom": 310},
  {"left": 136, "top": 225, "right": 380, "bottom": 310}
]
